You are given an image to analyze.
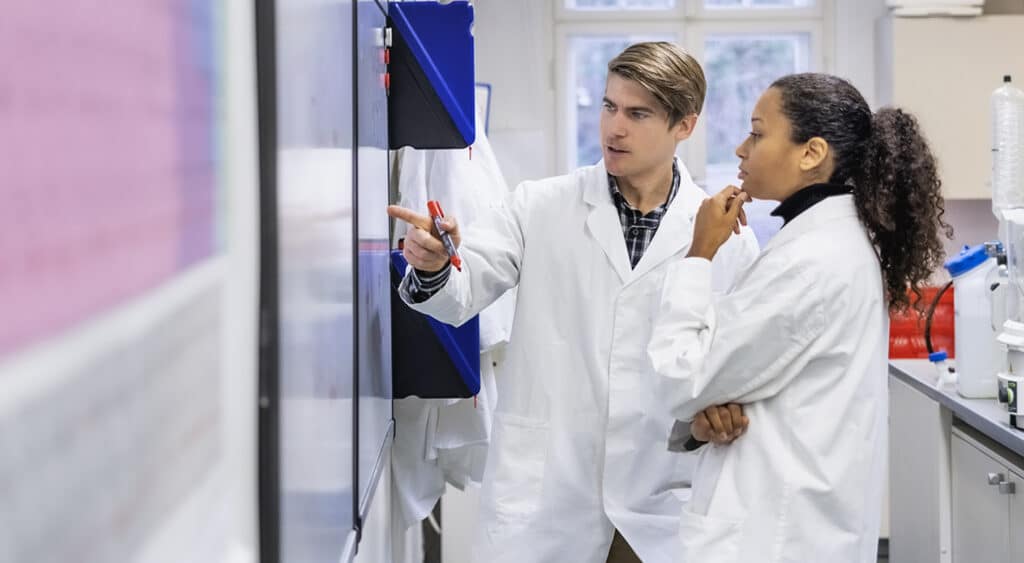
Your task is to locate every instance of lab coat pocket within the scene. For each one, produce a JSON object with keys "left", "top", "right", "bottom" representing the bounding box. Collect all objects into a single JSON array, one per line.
[
  {"left": 486, "top": 413, "right": 549, "bottom": 534},
  {"left": 678, "top": 508, "right": 742, "bottom": 563}
]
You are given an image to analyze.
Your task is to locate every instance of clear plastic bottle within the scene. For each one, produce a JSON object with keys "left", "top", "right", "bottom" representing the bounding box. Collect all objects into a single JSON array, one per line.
[{"left": 992, "top": 75, "right": 1024, "bottom": 215}]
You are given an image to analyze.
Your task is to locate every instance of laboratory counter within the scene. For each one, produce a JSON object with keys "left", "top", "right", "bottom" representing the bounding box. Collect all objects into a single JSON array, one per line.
[
  {"left": 888, "top": 359, "right": 1024, "bottom": 563},
  {"left": 889, "top": 359, "right": 1024, "bottom": 458}
]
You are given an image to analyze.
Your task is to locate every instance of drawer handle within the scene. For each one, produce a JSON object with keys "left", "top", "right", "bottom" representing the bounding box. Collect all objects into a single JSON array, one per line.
[
  {"left": 999, "top": 481, "right": 1016, "bottom": 495},
  {"left": 988, "top": 472, "right": 1006, "bottom": 485}
]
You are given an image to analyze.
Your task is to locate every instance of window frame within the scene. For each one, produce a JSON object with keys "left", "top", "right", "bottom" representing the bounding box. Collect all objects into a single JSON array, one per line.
[
  {"left": 553, "top": 0, "right": 833, "bottom": 181},
  {"left": 555, "top": 0, "right": 687, "bottom": 22},
  {"left": 687, "top": 0, "right": 824, "bottom": 20}
]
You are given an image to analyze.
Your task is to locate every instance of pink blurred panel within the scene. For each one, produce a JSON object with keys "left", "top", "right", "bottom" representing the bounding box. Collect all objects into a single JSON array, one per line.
[{"left": 0, "top": 1, "right": 211, "bottom": 356}]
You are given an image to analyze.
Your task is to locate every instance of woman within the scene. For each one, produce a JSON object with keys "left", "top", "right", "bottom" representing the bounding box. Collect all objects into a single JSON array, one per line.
[{"left": 647, "top": 73, "right": 951, "bottom": 562}]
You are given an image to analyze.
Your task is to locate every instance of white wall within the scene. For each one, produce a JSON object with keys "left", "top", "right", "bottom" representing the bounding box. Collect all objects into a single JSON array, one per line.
[
  {"left": 474, "top": 0, "right": 557, "bottom": 187},
  {"left": 833, "top": 0, "right": 889, "bottom": 108},
  {"left": 943, "top": 201, "right": 1000, "bottom": 268}
]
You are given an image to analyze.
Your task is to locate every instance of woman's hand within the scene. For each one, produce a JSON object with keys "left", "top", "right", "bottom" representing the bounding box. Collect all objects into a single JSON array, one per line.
[
  {"left": 687, "top": 186, "right": 749, "bottom": 261},
  {"left": 691, "top": 403, "right": 749, "bottom": 445}
]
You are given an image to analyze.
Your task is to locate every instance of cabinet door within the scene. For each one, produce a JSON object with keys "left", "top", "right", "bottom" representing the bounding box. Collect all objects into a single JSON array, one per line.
[
  {"left": 879, "top": 16, "right": 1024, "bottom": 199},
  {"left": 889, "top": 377, "right": 952, "bottom": 562},
  {"left": 1011, "top": 468, "right": 1024, "bottom": 560},
  {"left": 951, "top": 433, "right": 1010, "bottom": 563}
]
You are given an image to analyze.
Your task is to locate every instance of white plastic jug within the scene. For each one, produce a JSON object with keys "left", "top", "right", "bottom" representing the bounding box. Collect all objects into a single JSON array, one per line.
[{"left": 945, "top": 244, "right": 999, "bottom": 398}]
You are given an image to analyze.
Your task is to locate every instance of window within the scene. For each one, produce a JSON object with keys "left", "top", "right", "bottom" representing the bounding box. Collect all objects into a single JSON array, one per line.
[
  {"left": 568, "top": 0, "right": 677, "bottom": 9},
  {"left": 705, "top": 0, "right": 812, "bottom": 8},
  {"left": 556, "top": 1, "right": 828, "bottom": 244}
]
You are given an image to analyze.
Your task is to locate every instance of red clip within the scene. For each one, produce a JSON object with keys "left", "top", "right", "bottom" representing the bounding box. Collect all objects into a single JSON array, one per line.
[
  {"left": 468, "top": 146, "right": 472, "bottom": 160},
  {"left": 383, "top": 48, "right": 390, "bottom": 65},
  {"left": 383, "top": 73, "right": 391, "bottom": 91}
]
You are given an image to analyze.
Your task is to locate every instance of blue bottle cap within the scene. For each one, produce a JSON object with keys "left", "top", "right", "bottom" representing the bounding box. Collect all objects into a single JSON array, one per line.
[
  {"left": 928, "top": 351, "right": 948, "bottom": 362},
  {"left": 944, "top": 244, "right": 989, "bottom": 277}
]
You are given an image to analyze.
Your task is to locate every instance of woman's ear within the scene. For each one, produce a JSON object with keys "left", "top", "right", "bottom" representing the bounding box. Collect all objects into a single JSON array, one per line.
[{"left": 799, "top": 136, "right": 830, "bottom": 172}]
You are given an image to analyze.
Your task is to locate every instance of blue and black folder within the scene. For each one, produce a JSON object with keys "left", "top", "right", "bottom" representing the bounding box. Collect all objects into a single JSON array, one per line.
[
  {"left": 387, "top": 0, "right": 475, "bottom": 149},
  {"left": 390, "top": 251, "right": 480, "bottom": 399}
]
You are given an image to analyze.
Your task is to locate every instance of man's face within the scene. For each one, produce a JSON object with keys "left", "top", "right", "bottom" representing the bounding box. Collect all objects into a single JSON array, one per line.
[{"left": 599, "top": 73, "right": 695, "bottom": 179}]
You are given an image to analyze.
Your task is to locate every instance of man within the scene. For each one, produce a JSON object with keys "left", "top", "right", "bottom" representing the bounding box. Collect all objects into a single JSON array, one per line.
[{"left": 388, "top": 42, "right": 758, "bottom": 563}]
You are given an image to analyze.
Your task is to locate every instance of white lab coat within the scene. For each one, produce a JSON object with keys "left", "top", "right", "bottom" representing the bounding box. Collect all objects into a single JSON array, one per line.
[
  {"left": 400, "top": 159, "right": 759, "bottom": 563},
  {"left": 647, "top": 194, "right": 888, "bottom": 563}
]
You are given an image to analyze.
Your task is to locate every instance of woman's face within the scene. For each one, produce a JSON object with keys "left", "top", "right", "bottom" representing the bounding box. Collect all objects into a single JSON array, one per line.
[{"left": 735, "top": 88, "right": 813, "bottom": 202}]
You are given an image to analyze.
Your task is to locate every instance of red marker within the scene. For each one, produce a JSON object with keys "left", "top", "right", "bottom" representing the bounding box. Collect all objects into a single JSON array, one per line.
[{"left": 427, "top": 200, "right": 462, "bottom": 271}]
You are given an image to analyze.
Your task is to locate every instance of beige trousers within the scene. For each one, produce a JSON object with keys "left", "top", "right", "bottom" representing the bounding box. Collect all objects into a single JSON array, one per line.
[{"left": 605, "top": 530, "right": 642, "bottom": 563}]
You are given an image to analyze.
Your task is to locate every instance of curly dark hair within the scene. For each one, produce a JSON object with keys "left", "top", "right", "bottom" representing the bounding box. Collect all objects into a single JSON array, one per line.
[{"left": 771, "top": 73, "right": 953, "bottom": 312}]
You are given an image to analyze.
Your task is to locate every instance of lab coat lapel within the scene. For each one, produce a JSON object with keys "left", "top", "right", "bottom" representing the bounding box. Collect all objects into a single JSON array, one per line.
[
  {"left": 582, "top": 164, "right": 632, "bottom": 284},
  {"left": 627, "top": 162, "right": 702, "bottom": 283},
  {"left": 760, "top": 194, "right": 859, "bottom": 256}
]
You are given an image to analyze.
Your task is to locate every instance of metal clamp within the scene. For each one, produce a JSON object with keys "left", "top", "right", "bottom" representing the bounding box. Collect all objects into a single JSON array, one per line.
[
  {"left": 988, "top": 472, "right": 1006, "bottom": 485},
  {"left": 985, "top": 240, "right": 1006, "bottom": 260},
  {"left": 999, "top": 480, "right": 1016, "bottom": 495}
]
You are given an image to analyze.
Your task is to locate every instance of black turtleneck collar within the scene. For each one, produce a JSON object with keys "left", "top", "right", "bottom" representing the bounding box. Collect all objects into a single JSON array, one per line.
[{"left": 770, "top": 183, "right": 853, "bottom": 226}]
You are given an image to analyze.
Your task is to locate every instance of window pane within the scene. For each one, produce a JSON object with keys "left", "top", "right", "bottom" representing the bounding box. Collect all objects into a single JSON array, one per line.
[
  {"left": 568, "top": 34, "right": 674, "bottom": 169},
  {"left": 703, "top": 33, "right": 810, "bottom": 243},
  {"left": 568, "top": 0, "right": 676, "bottom": 10},
  {"left": 705, "top": 0, "right": 812, "bottom": 8}
]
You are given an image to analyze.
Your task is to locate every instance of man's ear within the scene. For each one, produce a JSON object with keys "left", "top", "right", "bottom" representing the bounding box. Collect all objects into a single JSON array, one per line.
[
  {"left": 800, "top": 137, "right": 830, "bottom": 172},
  {"left": 674, "top": 114, "right": 699, "bottom": 142}
]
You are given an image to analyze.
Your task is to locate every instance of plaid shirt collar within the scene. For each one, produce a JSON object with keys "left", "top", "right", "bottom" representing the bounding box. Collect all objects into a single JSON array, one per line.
[
  {"left": 607, "top": 161, "right": 681, "bottom": 268},
  {"left": 607, "top": 161, "right": 680, "bottom": 218}
]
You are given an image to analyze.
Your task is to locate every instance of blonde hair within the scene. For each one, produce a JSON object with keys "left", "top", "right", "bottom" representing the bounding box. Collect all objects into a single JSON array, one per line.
[{"left": 607, "top": 42, "right": 706, "bottom": 126}]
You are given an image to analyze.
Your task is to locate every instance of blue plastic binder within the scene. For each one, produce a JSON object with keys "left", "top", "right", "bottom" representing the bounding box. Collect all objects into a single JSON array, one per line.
[
  {"left": 387, "top": 1, "right": 475, "bottom": 149},
  {"left": 390, "top": 251, "right": 480, "bottom": 398}
]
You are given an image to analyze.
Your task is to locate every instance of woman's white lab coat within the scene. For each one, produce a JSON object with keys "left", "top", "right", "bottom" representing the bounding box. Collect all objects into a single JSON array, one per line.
[
  {"left": 400, "top": 159, "right": 759, "bottom": 563},
  {"left": 647, "top": 194, "right": 888, "bottom": 563}
]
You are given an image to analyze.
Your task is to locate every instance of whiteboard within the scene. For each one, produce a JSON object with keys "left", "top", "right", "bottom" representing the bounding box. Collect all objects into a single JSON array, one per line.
[
  {"left": 259, "top": 0, "right": 394, "bottom": 561},
  {"left": 264, "top": 0, "right": 356, "bottom": 561}
]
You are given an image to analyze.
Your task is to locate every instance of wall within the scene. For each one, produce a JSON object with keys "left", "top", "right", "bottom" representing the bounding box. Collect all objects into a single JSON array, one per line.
[
  {"left": 986, "top": 0, "right": 1024, "bottom": 13},
  {"left": 473, "top": 0, "right": 557, "bottom": 187},
  {"left": 834, "top": 0, "right": 889, "bottom": 108},
  {"left": 943, "top": 201, "right": 1000, "bottom": 275}
]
